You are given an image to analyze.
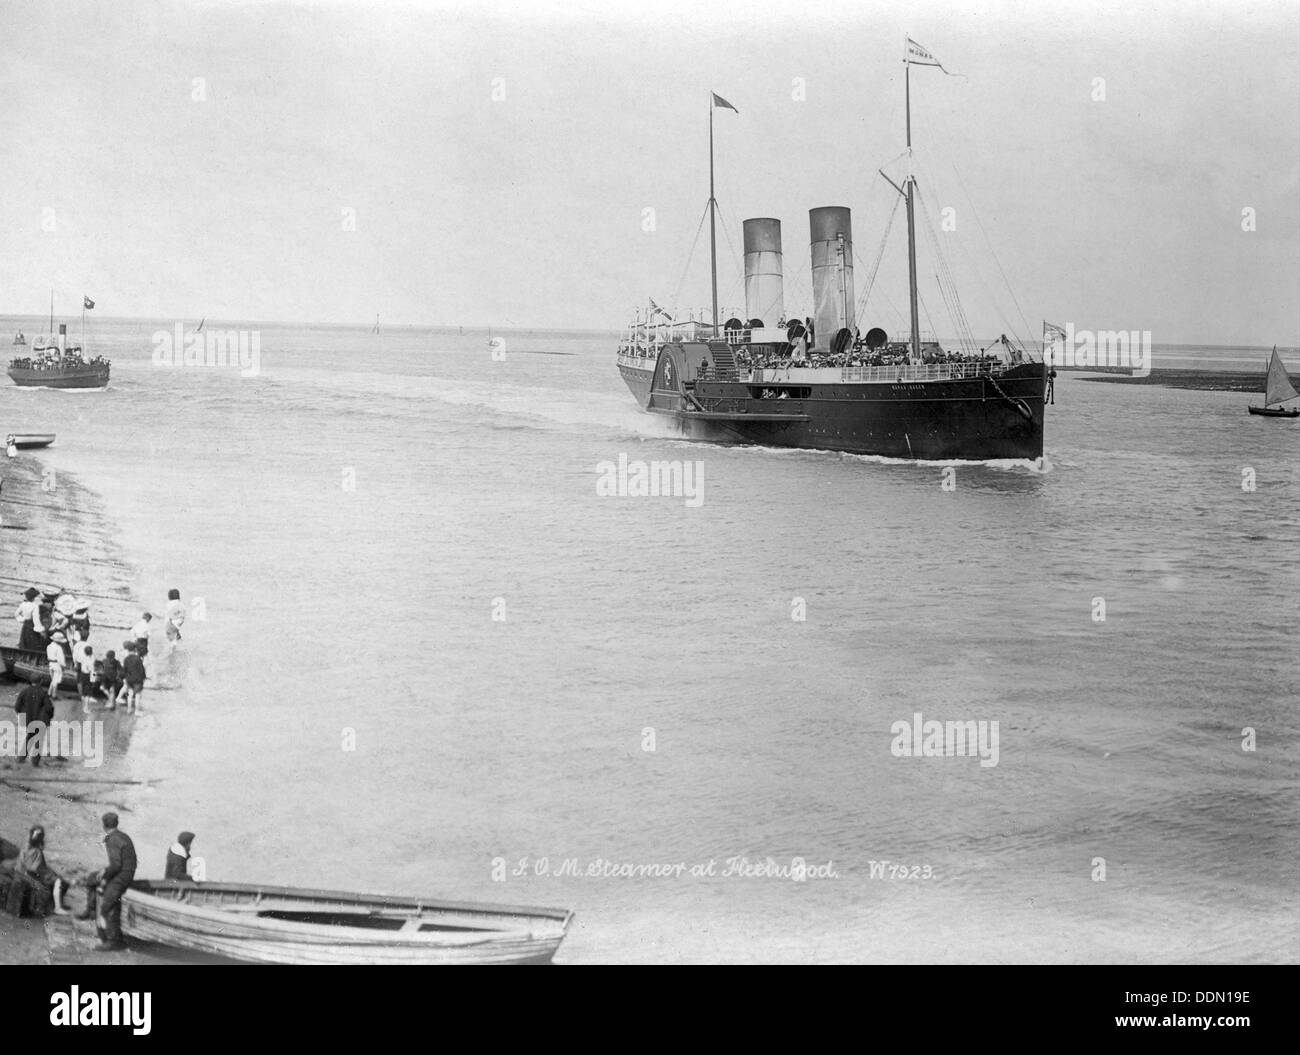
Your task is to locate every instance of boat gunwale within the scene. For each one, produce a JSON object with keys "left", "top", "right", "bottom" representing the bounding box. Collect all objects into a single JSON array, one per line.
[{"left": 126, "top": 880, "right": 574, "bottom": 934}]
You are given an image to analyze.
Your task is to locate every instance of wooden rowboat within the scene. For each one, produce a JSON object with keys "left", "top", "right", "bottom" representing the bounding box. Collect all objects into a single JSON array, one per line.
[
  {"left": 5, "top": 434, "right": 56, "bottom": 449},
  {"left": 0, "top": 644, "right": 79, "bottom": 691},
  {"left": 122, "top": 880, "right": 573, "bottom": 965}
]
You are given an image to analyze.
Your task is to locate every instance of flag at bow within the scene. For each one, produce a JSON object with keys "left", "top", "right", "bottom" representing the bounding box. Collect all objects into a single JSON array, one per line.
[
  {"left": 1042, "top": 321, "right": 1067, "bottom": 364},
  {"left": 648, "top": 297, "right": 673, "bottom": 322},
  {"left": 711, "top": 92, "right": 739, "bottom": 113},
  {"left": 905, "top": 37, "right": 955, "bottom": 74},
  {"left": 83, "top": 296, "right": 95, "bottom": 310}
]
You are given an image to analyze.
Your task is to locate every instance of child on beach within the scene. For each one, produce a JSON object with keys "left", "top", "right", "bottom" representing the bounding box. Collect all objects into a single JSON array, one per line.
[
  {"left": 120, "top": 642, "right": 146, "bottom": 714},
  {"left": 76, "top": 644, "right": 96, "bottom": 714},
  {"left": 71, "top": 628, "right": 90, "bottom": 671},
  {"left": 99, "top": 649, "right": 122, "bottom": 710},
  {"left": 45, "top": 633, "right": 66, "bottom": 700},
  {"left": 164, "top": 589, "right": 185, "bottom": 645},
  {"left": 130, "top": 613, "right": 153, "bottom": 659}
]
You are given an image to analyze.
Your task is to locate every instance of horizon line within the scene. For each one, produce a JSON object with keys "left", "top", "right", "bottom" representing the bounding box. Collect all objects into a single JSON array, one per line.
[{"left": 1, "top": 313, "right": 1297, "bottom": 350}]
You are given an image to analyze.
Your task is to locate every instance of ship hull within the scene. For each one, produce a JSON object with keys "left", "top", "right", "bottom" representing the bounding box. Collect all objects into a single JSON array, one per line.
[
  {"left": 618, "top": 361, "right": 655, "bottom": 405},
  {"left": 7, "top": 365, "right": 109, "bottom": 388},
  {"left": 619, "top": 348, "right": 1046, "bottom": 461}
]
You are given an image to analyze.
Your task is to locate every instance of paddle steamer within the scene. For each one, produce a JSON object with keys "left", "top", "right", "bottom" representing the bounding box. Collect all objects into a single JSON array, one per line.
[{"left": 617, "top": 40, "right": 1051, "bottom": 461}]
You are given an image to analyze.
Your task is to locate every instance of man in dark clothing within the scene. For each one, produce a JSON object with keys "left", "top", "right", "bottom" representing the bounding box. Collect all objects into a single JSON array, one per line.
[
  {"left": 164, "top": 831, "right": 196, "bottom": 880},
  {"left": 86, "top": 812, "right": 136, "bottom": 951},
  {"left": 98, "top": 649, "right": 122, "bottom": 707},
  {"left": 121, "top": 645, "right": 146, "bottom": 714},
  {"left": 13, "top": 675, "right": 54, "bottom": 766}
]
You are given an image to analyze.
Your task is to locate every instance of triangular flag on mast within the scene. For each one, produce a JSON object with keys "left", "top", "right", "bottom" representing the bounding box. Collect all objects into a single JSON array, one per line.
[
  {"left": 905, "top": 37, "right": 956, "bottom": 74},
  {"left": 711, "top": 93, "right": 739, "bottom": 113},
  {"left": 83, "top": 296, "right": 95, "bottom": 310}
]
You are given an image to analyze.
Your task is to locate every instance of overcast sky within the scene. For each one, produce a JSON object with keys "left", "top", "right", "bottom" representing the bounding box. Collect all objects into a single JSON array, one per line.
[{"left": 1, "top": 0, "right": 1296, "bottom": 344}]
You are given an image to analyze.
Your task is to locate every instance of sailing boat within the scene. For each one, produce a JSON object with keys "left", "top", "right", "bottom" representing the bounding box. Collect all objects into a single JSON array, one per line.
[
  {"left": 196, "top": 317, "right": 206, "bottom": 333},
  {"left": 1247, "top": 347, "right": 1299, "bottom": 418}
]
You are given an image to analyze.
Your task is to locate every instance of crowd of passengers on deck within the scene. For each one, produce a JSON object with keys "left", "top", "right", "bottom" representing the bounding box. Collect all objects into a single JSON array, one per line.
[
  {"left": 8, "top": 348, "right": 109, "bottom": 370},
  {"left": 732, "top": 346, "right": 1005, "bottom": 372},
  {"left": 621, "top": 332, "right": 1013, "bottom": 372}
]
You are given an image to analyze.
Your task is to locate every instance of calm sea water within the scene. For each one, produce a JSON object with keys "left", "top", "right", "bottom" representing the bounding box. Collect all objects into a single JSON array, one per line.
[{"left": 2, "top": 316, "right": 1296, "bottom": 963}]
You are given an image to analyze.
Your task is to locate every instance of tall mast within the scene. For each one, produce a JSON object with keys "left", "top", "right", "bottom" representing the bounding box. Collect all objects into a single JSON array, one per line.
[
  {"left": 708, "top": 97, "right": 719, "bottom": 337},
  {"left": 905, "top": 61, "right": 921, "bottom": 361},
  {"left": 48, "top": 289, "right": 53, "bottom": 334}
]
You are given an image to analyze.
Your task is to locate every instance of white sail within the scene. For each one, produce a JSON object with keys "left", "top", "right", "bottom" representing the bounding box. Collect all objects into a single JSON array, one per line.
[{"left": 1264, "top": 347, "right": 1298, "bottom": 406}]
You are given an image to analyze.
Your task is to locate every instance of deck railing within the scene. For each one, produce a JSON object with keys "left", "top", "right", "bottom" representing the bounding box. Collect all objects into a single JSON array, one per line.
[
  {"left": 616, "top": 349, "right": 660, "bottom": 367},
  {"left": 835, "top": 362, "right": 1003, "bottom": 383},
  {"left": 619, "top": 345, "right": 1019, "bottom": 384}
]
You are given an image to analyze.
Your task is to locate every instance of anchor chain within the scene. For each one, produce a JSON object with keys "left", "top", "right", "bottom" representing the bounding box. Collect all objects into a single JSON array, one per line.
[{"left": 985, "top": 370, "right": 1034, "bottom": 422}]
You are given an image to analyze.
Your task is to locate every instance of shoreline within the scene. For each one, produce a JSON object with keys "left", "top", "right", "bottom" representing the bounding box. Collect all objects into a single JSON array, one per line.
[
  {"left": 0, "top": 449, "right": 176, "bottom": 964},
  {"left": 1062, "top": 367, "right": 1280, "bottom": 392}
]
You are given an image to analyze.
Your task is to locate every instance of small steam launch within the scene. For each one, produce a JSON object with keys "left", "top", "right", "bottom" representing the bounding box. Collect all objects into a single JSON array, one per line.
[{"left": 615, "top": 40, "right": 1051, "bottom": 461}]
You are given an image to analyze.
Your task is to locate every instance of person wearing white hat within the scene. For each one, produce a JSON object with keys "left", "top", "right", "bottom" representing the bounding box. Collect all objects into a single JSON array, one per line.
[{"left": 46, "top": 633, "right": 67, "bottom": 699}]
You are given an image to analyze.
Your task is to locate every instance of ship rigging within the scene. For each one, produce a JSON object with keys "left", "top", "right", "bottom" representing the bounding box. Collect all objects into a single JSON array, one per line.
[{"left": 616, "top": 37, "right": 1053, "bottom": 462}]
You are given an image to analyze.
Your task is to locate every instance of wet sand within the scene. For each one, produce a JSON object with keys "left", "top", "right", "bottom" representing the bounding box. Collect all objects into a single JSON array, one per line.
[
  {"left": 1064, "top": 367, "right": 1280, "bottom": 393},
  {"left": 0, "top": 449, "right": 184, "bottom": 964}
]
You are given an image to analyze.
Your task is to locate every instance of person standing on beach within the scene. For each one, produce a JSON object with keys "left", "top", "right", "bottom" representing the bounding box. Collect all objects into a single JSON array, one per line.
[
  {"left": 13, "top": 674, "right": 53, "bottom": 766},
  {"left": 14, "top": 587, "right": 45, "bottom": 651},
  {"left": 46, "top": 632, "right": 67, "bottom": 699},
  {"left": 130, "top": 612, "right": 153, "bottom": 659},
  {"left": 71, "top": 602, "right": 91, "bottom": 641},
  {"left": 121, "top": 643, "right": 146, "bottom": 714},
  {"left": 76, "top": 644, "right": 96, "bottom": 714},
  {"left": 71, "top": 629, "right": 90, "bottom": 680},
  {"left": 164, "top": 589, "right": 185, "bottom": 646},
  {"left": 87, "top": 812, "right": 136, "bottom": 952},
  {"left": 99, "top": 649, "right": 122, "bottom": 710},
  {"left": 115, "top": 641, "right": 133, "bottom": 707},
  {"left": 49, "top": 596, "right": 72, "bottom": 656}
]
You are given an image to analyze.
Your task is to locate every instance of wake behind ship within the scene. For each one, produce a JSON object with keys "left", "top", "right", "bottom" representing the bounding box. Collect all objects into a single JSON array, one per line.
[{"left": 617, "top": 41, "right": 1052, "bottom": 462}]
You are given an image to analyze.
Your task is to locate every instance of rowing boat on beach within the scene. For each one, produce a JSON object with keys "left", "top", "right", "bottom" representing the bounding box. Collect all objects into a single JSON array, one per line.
[
  {"left": 122, "top": 880, "right": 574, "bottom": 964},
  {"left": 0, "top": 645, "right": 78, "bottom": 690},
  {"left": 5, "top": 434, "right": 55, "bottom": 450}
]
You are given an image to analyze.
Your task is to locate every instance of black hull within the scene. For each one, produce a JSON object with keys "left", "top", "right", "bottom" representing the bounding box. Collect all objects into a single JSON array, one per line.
[
  {"left": 8, "top": 365, "right": 110, "bottom": 389},
  {"left": 618, "top": 362, "right": 654, "bottom": 405},
  {"left": 1247, "top": 405, "right": 1299, "bottom": 418},
  {"left": 620, "top": 353, "right": 1047, "bottom": 461}
]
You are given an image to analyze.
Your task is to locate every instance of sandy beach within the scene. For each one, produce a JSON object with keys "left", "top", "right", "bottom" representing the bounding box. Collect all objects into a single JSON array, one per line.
[
  {"left": 1066, "top": 368, "right": 1286, "bottom": 392},
  {"left": 1, "top": 449, "right": 177, "bottom": 964}
]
